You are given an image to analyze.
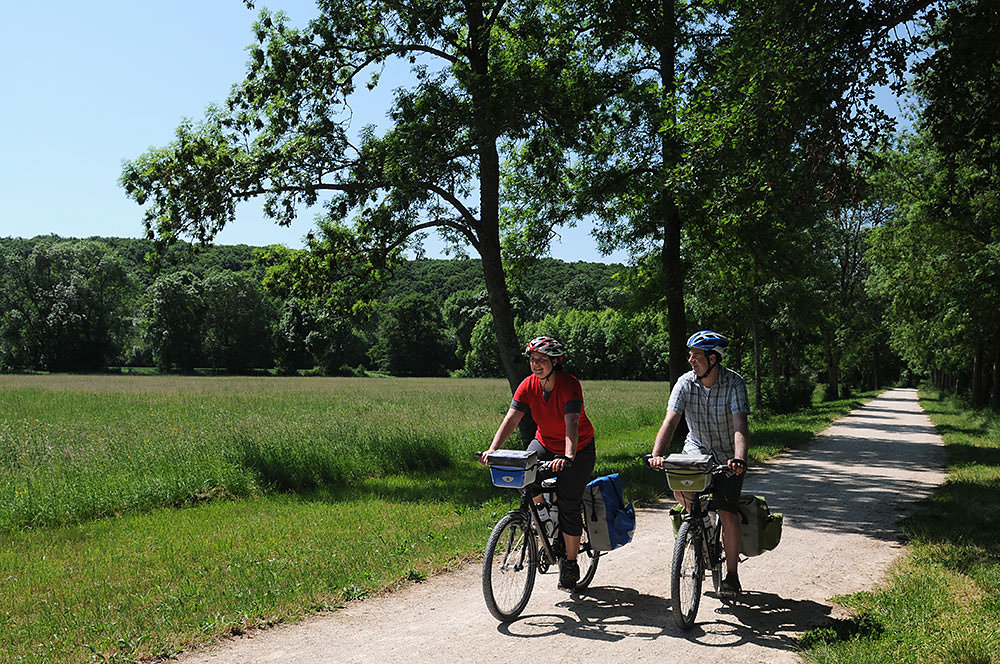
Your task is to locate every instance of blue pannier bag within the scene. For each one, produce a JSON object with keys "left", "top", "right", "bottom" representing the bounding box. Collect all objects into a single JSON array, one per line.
[{"left": 583, "top": 473, "right": 636, "bottom": 552}]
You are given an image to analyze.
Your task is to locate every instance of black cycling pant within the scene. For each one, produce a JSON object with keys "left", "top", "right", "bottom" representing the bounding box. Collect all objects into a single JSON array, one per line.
[{"left": 527, "top": 439, "right": 596, "bottom": 537}]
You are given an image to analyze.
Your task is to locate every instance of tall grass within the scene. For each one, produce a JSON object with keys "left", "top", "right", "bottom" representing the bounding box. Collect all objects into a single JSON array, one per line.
[
  {"left": 0, "top": 377, "right": 669, "bottom": 533},
  {"left": 0, "top": 375, "right": 871, "bottom": 663}
]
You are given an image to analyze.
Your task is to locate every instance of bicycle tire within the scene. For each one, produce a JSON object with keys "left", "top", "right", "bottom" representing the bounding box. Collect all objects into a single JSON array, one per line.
[
  {"left": 482, "top": 513, "right": 537, "bottom": 621},
  {"left": 670, "top": 519, "right": 704, "bottom": 630},
  {"left": 575, "top": 512, "right": 601, "bottom": 589}
]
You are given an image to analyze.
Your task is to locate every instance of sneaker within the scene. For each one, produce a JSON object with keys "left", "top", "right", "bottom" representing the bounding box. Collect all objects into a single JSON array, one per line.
[
  {"left": 720, "top": 572, "right": 742, "bottom": 596},
  {"left": 558, "top": 559, "right": 579, "bottom": 592}
]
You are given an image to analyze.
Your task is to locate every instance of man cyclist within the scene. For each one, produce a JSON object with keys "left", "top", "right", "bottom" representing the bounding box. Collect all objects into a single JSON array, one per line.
[
  {"left": 480, "top": 336, "right": 596, "bottom": 592},
  {"left": 648, "top": 330, "right": 750, "bottom": 596}
]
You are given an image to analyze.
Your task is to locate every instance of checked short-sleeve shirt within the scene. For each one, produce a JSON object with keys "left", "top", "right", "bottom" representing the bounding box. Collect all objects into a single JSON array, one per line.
[{"left": 667, "top": 365, "right": 750, "bottom": 465}]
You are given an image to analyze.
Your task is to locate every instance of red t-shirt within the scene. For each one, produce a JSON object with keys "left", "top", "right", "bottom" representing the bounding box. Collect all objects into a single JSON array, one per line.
[{"left": 511, "top": 372, "right": 595, "bottom": 453}]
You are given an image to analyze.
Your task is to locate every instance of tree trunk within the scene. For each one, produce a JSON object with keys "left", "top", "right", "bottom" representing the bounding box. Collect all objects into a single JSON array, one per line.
[
  {"left": 658, "top": 0, "right": 688, "bottom": 386},
  {"left": 478, "top": 143, "right": 534, "bottom": 443},
  {"left": 751, "top": 287, "right": 762, "bottom": 406},
  {"left": 991, "top": 338, "right": 1000, "bottom": 412},
  {"left": 662, "top": 207, "right": 687, "bottom": 385},
  {"left": 468, "top": 6, "right": 533, "bottom": 443},
  {"left": 972, "top": 342, "right": 985, "bottom": 408},
  {"left": 768, "top": 327, "right": 779, "bottom": 381},
  {"left": 822, "top": 325, "right": 840, "bottom": 400},
  {"left": 872, "top": 342, "right": 880, "bottom": 390}
]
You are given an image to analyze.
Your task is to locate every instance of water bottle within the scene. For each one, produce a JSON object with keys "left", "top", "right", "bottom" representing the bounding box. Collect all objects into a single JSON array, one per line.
[
  {"left": 539, "top": 503, "right": 558, "bottom": 539},
  {"left": 702, "top": 508, "right": 714, "bottom": 534}
]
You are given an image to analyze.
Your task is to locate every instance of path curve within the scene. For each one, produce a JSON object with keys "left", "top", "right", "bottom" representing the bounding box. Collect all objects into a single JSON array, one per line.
[{"left": 177, "top": 388, "right": 946, "bottom": 663}]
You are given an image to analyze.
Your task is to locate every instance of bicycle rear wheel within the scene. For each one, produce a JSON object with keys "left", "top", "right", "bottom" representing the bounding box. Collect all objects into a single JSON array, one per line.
[
  {"left": 670, "top": 519, "right": 704, "bottom": 630},
  {"left": 575, "top": 512, "right": 601, "bottom": 589},
  {"left": 482, "top": 513, "right": 537, "bottom": 621}
]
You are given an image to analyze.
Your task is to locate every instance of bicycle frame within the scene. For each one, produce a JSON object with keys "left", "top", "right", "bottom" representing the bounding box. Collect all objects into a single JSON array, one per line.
[{"left": 682, "top": 491, "right": 721, "bottom": 572}]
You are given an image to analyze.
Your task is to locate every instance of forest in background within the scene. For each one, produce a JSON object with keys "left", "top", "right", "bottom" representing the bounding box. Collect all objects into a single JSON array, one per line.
[{"left": 0, "top": 231, "right": 892, "bottom": 416}]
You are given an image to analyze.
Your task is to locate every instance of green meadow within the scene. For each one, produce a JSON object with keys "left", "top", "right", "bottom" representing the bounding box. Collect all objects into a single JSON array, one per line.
[{"left": 1, "top": 375, "right": 874, "bottom": 663}]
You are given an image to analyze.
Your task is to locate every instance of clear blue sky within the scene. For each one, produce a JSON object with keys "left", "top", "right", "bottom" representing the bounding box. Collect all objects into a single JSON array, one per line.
[
  {"left": 0, "top": 0, "right": 626, "bottom": 262},
  {"left": 0, "top": 2, "right": 904, "bottom": 263}
]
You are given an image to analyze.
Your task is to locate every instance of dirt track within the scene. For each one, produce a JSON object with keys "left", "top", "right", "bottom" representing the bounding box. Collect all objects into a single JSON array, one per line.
[{"left": 177, "top": 388, "right": 946, "bottom": 663}]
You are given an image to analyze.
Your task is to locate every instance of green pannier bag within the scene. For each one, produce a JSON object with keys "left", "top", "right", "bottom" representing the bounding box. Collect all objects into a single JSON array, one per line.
[
  {"left": 669, "top": 503, "right": 686, "bottom": 536},
  {"left": 669, "top": 495, "right": 715, "bottom": 538},
  {"left": 737, "top": 495, "right": 783, "bottom": 556}
]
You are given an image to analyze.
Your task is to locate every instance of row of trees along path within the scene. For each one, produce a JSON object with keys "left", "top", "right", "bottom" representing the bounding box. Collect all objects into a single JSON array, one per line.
[{"left": 177, "top": 389, "right": 945, "bottom": 664}]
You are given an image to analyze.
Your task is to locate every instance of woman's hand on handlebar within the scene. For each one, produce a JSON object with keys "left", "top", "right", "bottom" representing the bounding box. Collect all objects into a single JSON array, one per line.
[{"left": 548, "top": 454, "right": 572, "bottom": 472}]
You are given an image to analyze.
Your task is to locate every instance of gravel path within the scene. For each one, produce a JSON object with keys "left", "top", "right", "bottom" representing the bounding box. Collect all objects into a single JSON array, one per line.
[{"left": 177, "top": 388, "right": 946, "bottom": 663}]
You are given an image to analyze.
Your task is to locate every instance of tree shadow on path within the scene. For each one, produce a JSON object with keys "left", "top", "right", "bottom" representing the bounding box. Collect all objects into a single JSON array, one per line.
[{"left": 743, "top": 394, "right": 947, "bottom": 542}]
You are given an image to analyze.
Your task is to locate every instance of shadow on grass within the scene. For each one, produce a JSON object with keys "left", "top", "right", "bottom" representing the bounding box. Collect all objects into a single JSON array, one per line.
[
  {"left": 301, "top": 463, "right": 502, "bottom": 509},
  {"left": 904, "top": 477, "right": 1000, "bottom": 557},
  {"left": 945, "top": 442, "right": 1000, "bottom": 467},
  {"left": 798, "top": 611, "right": 886, "bottom": 648}
]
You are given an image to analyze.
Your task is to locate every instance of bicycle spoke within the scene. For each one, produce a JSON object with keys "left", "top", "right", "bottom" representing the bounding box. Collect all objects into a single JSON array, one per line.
[
  {"left": 671, "top": 520, "right": 704, "bottom": 630},
  {"left": 482, "top": 514, "right": 536, "bottom": 621}
]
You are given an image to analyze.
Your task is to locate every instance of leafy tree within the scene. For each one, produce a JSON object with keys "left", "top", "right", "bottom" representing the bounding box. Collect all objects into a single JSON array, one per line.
[
  {"left": 201, "top": 271, "right": 276, "bottom": 372},
  {"left": 273, "top": 298, "right": 316, "bottom": 374},
  {"left": 465, "top": 313, "right": 504, "bottom": 378},
  {"left": 868, "top": 131, "right": 1000, "bottom": 408},
  {"left": 0, "top": 240, "right": 133, "bottom": 371},
  {"left": 306, "top": 310, "right": 368, "bottom": 376},
  {"left": 144, "top": 271, "right": 204, "bottom": 372},
  {"left": 573, "top": 0, "right": 931, "bottom": 386},
  {"left": 120, "top": 1, "right": 605, "bottom": 424},
  {"left": 442, "top": 288, "right": 490, "bottom": 365},
  {"left": 867, "top": 0, "right": 1000, "bottom": 409},
  {"left": 522, "top": 308, "right": 668, "bottom": 380},
  {"left": 370, "top": 293, "right": 452, "bottom": 376}
]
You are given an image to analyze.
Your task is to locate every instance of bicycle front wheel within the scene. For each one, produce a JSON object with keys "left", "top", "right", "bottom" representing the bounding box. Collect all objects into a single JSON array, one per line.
[
  {"left": 482, "top": 513, "right": 537, "bottom": 621},
  {"left": 670, "top": 519, "right": 704, "bottom": 630},
  {"left": 575, "top": 512, "right": 601, "bottom": 589}
]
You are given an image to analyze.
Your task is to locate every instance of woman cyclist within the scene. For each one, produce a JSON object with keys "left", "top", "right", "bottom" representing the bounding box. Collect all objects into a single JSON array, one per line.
[{"left": 480, "top": 336, "right": 596, "bottom": 592}]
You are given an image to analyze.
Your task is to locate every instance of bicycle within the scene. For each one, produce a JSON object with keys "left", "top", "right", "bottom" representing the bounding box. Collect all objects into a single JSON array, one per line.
[
  {"left": 477, "top": 450, "right": 601, "bottom": 621},
  {"left": 645, "top": 453, "right": 732, "bottom": 630}
]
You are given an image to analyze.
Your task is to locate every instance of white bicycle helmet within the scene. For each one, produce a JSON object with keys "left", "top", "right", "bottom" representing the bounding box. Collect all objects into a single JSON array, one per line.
[{"left": 525, "top": 336, "right": 565, "bottom": 357}]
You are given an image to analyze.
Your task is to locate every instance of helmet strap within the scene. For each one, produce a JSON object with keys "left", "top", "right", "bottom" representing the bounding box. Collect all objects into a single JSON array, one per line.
[
  {"left": 543, "top": 359, "right": 557, "bottom": 382},
  {"left": 696, "top": 353, "right": 718, "bottom": 380},
  {"left": 540, "top": 357, "right": 559, "bottom": 383}
]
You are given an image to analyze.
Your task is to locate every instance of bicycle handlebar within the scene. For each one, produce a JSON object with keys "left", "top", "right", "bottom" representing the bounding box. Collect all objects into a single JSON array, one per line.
[
  {"left": 641, "top": 454, "right": 735, "bottom": 477},
  {"left": 474, "top": 451, "right": 571, "bottom": 472}
]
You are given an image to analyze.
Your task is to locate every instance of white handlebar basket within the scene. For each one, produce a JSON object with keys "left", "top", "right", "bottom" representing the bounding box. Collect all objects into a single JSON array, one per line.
[{"left": 487, "top": 449, "right": 539, "bottom": 489}]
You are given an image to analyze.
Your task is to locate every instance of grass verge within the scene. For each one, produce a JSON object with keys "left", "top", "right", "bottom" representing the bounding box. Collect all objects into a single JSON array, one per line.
[
  {"left": 0, "top": 376, "right": 877, "bottom": 663},
  {"left": 798, "top": 386, "right": 1000, "bottom": 664}
]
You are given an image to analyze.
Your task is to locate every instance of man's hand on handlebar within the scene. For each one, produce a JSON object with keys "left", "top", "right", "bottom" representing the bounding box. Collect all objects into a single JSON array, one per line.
[{"left": 727, "top": 457, "right": 747, "bottom": 476}]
